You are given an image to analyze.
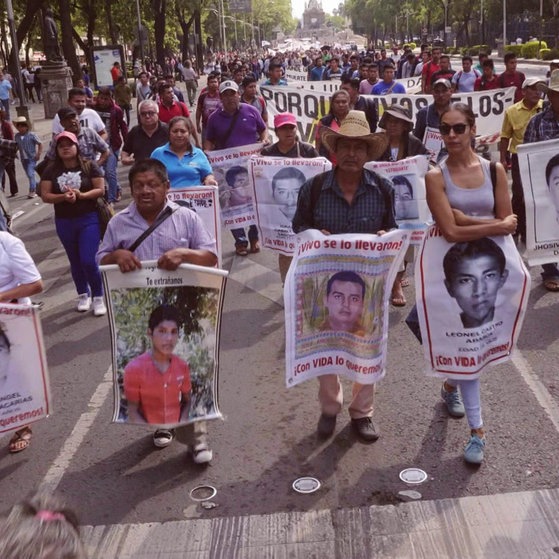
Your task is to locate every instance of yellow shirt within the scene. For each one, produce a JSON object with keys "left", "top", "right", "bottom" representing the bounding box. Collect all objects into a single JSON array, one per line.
[{"left": 500, "top": 99, "right": 543, "bottom": 153}]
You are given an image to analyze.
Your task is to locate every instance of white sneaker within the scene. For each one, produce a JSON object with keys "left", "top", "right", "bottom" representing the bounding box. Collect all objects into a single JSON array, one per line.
[
  {"left": 192, "top": 443, "right": 213, "bottom": 464},
  {"left": 92, "top": 297, "right": 107, "bottom": 316},
  {"left": 77, "top": 294, "right": 91, "bottom": 312}
]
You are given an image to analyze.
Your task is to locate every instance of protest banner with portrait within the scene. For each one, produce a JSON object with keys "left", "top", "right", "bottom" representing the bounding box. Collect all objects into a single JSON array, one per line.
[
  {"left": 285, "top": 229, "right": 410, "bottom": 387},
  {"left": 166, "top": 186, "right": 222, "bottom": 266},
  {"left": 249, "top": 156, "right": 332, "bottom": 254},
  {"left": 260, "top": 85, "right": 515, "bottom": 145},
  {"left": 415, "top": 225, "right": 530, "bottom": 380},
  {"left": 0, "top": 304, "right": 50, "bottom": 434},
  {"left": 206, "top": 143, "right": 263, "bottom": 230},
  {"left": 517, "top": 138, "right": 559, "bottom": 266},
  {"left": 101, "top": 263, "right": 227, "bottom": 428},
  {"left": 365, "top": 155, "right": 431, "bottom": 244}
]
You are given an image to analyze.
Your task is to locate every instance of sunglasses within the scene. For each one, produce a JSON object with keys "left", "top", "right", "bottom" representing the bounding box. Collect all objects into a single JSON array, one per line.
[{"left": 439, "top": 123, "right": 468, "bottom": 135}]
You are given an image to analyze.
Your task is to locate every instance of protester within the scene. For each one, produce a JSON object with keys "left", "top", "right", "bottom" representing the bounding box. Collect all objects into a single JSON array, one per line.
[
  {"left": 340, "top": 77, "right": 378, "bottom": 132},
  {"left": 499, "top": 53, "right": 526, "bottom": 103},
  {"left": 309, "top": 56, "right": 325, "bottom": 81},
  {"left": 204, "top": 80, "right": 268, "bottom": 256},
  {"left": 430, "top": 54, "right": 455, "bottom": 85},
  {"left": 0, "top": 107, "right": 18, "bottom": 197},
  {"left": 40, "top": 132, "right": 107, "bottom": 316},
  {"left": 52, "top": 87, "right": 106, "bottom": 138},
  {"left": 195, "top": 72, "right": 221, "bottom": 143},
  {"left": 425, "top": 102, "right": 517, "bottom": 464},
  {"left": 315, "top": 89, "right": 351, "bottom": 163},
  {"left": 371, "top": 64, "right": 406, "bottom": 95},
  {"left": 181, "top": 60, "right": 198, "bottom": 107},
  {"left": 474, "top": 58, "right": 500, "bottom": 91},
  {"left": 359, "top": 61, "right": 380, "bottom": 94},
  {"left": 263, "top": 61, "right": 288, "bottom": 85},
  {"left": 114, "top": 75, "right": 133, "bottom": 126},
  {"left": 240, "top": 75, "right": 268, "bottom": 124},
  {"left": 451, "top": 56, "right": 481, "bottom": 93},
  {"left": 292, "top": 110, "right": 394, "bottom": 442},
  {"left": 97, "top": 158, "right": 217, "bottom": 463},
  {"left": 151, "top": 116, "right": 217, "bottom": 188},
  {"left": 522, "top": 71, "right": 559, "bottom": 291},
  {"left": 121, "top": 100, "right": 168, "bottom": 165},
  {"left": 0, "top": 232, "right": 43, "bottom": 453},
  {"left": 136, "top": 72, "right": 153, "bottom": 112},
  {"left": 13, "top": 116, "right": 42, "bottom": 198},
  {"left": 0, "top": 71, "right": 13, "bottom": 119},
  {"left": 421, "top": 47, "right": 441, "bottom": 94}
]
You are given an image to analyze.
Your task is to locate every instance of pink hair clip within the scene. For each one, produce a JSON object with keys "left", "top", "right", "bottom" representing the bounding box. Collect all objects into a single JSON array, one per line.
[{"left": 35, "top": 510, "right": 66, "bottom": 522}]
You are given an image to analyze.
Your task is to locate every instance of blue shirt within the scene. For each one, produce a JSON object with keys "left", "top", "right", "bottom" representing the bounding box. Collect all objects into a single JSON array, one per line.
[
  {"left": 15, "top": 131, "right": 40, "bottom": 161},
  {"left": 151, "top": 143, "right": 213, "bottom": 188},
  {"left": 0, "top": 79, "right": 12, "bottom": 100},
  {"left": 371, "top": 81, "right": 406, "bottom": 95}
]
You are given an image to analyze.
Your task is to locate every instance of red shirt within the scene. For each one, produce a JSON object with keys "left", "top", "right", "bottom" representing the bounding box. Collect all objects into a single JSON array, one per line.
[
  {"left": 124, "top": 352, "right": 191, "bottom": 425},
  {"left": 422, "top": 61, "right": 441, "bottom": 93},
  {"left": 498, "top": 71, "right": 526, "bottom": 102},
  {"left": 157, "top": 100, "right": 191, "bottom": 124},
  {"left": 474, "top": 75, "right": 501, "bottom": 91}
]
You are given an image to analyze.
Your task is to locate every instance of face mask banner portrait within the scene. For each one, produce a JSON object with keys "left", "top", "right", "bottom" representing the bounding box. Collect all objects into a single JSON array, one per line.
[
  {"left": 285, "top": 229, "right": 409, "bottom": 387},
  {"left": 517, "top": 138, "right": 559, "bottom": 266},
  {"left": 415, "top": 225, "right": 530, "bottom": 380},
  {"left": 101, "top": 263, "right": 227, "bottom": 428},
  {"left": 207, "top": 143, "right": 263, "bottom": 230},
  {"left": 0, "top": 303, "right": 50, "bottom": 434},
  {"left": 166, "top": 186, "right": 222, "bottom": 267},
  {"left": 249, "top": 156, "right": 332, "bottom": 254}
]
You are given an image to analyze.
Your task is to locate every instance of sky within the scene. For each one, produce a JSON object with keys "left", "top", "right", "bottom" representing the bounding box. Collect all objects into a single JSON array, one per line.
[{"left": 292, "top": 0, "right": 339, "bottom": 20}]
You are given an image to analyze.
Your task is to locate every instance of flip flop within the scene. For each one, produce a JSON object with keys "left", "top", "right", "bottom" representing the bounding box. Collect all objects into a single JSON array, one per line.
[
  {"left": 9, "top": 426, "right": 32, "bottom": 453},
  {"left": 543, "top": 278, "right": 559, "bottom": 292}
]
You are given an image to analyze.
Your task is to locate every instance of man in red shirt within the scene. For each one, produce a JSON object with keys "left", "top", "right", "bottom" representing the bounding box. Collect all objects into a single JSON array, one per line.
[
  {"left": 157, "top": 83, "right": 200, "bottom": 146},
  {"left": 421, "top": 47, "right": 441, "bottom": 94},
  {"left": 474, "top": 58, "right": 500, "bottom": 91},
  {"left": 498, "top": 53, "right": 526, "bottom": 103}
]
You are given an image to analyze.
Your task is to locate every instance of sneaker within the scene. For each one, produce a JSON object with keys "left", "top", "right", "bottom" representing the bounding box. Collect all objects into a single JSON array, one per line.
[
  {"left": 92, "top": 297, "right": 107, "bottom": 316},
  {"left": 464, "top": 433, "right": 485, "bottom": 464},
  {"left": 317, "top": 413, "right": 337, "bottom": 438},
  {"left": 441, "top": 384, "right": 465, "bottom": 418},
  {"left": 351, "top": 417, "right": 380, "bottom": 442},
  {"left": 153, "top": 428, "right": 175, "bottom": 448},
  {"left": 192, "top": 443, "right": 213, "bottom": 464},
  {"left": 77, "top": 294, "right": 91, "bottom": 312},
  {"left": 27, "top": 192, "right": 37, "bottom": 199}
]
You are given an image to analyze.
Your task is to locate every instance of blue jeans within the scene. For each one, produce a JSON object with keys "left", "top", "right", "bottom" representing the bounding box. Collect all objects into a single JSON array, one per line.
[
  {"left": 0, "top": 98, "right": 10, "bottom": 120},
  {"left": 55, "top": 212, "right": 103, "bottom": 297},
  {"left": 102, "top": 149, "right": 120, "bottom": 203},
  {"left": 231, "top": 225, "right": 258, "bottom": 247},
  {"left": 21, "top": 159, "right": 37, "bottom": 192}
]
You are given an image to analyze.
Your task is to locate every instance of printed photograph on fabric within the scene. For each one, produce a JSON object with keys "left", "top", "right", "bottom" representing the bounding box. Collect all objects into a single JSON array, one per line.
[
  {"left": 442, "top": 238, "right": 509, "bottom": 329},
  {"left": 392, "top": 174, "right": 419, "bottom": 220},
  {"left": 111, "top": 285, "right": 220, "bottom": 426},
  {"left": 215, "top": 165, "right": 252, "bottom": 210}
]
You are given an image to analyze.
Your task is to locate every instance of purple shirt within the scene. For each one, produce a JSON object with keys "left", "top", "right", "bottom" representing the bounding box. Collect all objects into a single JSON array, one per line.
[{"left": 205, "top": 103, "right": 266, "bottom": 149}]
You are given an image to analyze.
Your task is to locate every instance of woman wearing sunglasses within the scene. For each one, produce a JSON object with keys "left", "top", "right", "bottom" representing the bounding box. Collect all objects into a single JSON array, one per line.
[{"left": 424, "top": 102, "right": 517, "bottom": 465}]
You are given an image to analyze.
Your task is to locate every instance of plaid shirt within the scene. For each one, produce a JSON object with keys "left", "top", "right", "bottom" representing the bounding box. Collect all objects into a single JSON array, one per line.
[
  {"left": 292, "top": 169, "right": 397, "bottom": 235},
  {"left": 523, "top": 104, "right": 559, "bottom": 144}
]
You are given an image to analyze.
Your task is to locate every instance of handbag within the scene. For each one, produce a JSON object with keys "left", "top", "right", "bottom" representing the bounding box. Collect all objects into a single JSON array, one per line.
[{"left": 96, "top": 197, "right": 115, "bottom": 239}]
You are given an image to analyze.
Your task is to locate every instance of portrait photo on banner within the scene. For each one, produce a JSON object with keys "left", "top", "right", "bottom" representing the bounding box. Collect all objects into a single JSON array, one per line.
[
  {"left": 0, "top": 305, "right": 50, "bottom": 434},
  {"left": 107, "top": 282, "right": 223, "bottom": 427},
  {"left": 417, "top": 230, "right": 530, "bottom": 377}
]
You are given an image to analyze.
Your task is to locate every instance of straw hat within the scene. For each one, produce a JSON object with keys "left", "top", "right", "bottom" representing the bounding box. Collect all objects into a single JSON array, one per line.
[
  {"left": 378, "top": 104, "right": 413, "bottom": 129},
  {"left": 321, "top": 110, "right": 388, "bottom": 160},
  {"left": 536, "top": 69, "right": 559, "bottom": 95}
]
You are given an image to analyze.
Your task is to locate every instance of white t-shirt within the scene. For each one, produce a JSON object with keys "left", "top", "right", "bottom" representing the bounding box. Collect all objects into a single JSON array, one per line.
[
  {"left": 451, "top": 69, "right": 480, "bottom": 92},
  {"left": 52, "top": 107, "right": 106, "bottom": 135},
  {"left": 0, "top": 233, "right": 41, "bottom": 304}
]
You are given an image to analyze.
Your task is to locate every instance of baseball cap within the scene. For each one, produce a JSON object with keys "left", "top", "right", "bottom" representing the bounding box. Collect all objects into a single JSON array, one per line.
[
  {"left": 57, "top": 106, "right": 78, "bottom": 120},
  {"left": 219, "top": 80, "right": 239, "bottom": 94},
  {"left": 274, "top": 113, "right": 297, "bottom": 128},
  {"left": 522, "top": 77, "right": 540, "bottom": 88},
  {"left": 432, "top": 78, "right": 452, "bottom": 89},
  {"left": 55, "top": 131, "right": 78, "bottom": 145}
]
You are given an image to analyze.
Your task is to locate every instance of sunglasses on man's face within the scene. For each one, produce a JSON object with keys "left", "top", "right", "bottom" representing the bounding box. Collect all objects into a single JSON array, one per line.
[{"left": 439, "top": 123, "right": 468, "bottom": 135}]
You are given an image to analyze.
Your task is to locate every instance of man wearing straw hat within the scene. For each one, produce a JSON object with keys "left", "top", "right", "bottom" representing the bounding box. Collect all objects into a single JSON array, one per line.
[{"left": 292, "top": 110, "right": 396, "bottom": 443}]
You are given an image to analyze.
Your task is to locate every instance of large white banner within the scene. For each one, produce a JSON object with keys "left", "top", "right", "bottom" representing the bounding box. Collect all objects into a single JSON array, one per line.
[
  {"left": 166, "top": 186, "right": 222, "bottom": 267},
  {"left": 365, "top": 155, "right": 431, "bottom": 245},
  {"left": 0, "top": 304, "right": 50, "bottom": 434},
  {"left": 206, "top": 143, "right": 264, "bottom": 230},
  {"left": 101, "top": 263, "right": 227, "bottom": 428},
  {"left": 415, "top": 226, "right": 530, "bottom": 380},
  {"left": 260, "top": 85, "right": 515, "bottom": 144},
  {"left": 249, "top": 156, "right": 332, "bottom": 254},
  {"left": 285, "top": 229, "right": 409, "bottom": 387},
  {"left": 517, "top": 138, "right": 559, "bottom": 266}
]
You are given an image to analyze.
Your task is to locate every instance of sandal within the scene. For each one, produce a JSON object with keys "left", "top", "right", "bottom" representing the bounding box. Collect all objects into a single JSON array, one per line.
[
  {"left": 543, "top": 278, "right": 559, "bottom": 292},
  {"left": 9, "top": 426, "right": 32, "bottom": 453},
  {"left": 249, "top": 240, "right": 260, "bottom": 253},
  {"left": 153, "top": 428, "right": 175, "bottom": 448},
  {"left": 391, "top": 294, "right": 407, "bottom": 307},
  {"left": 235, "top": 245, "right": 249, "bottom": 256}
]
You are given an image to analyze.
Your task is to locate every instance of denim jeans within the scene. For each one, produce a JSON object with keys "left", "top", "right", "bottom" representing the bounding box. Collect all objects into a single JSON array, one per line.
[
  {"left": 55, "top": 212, "right": 103, "bottom": 297},
  {"left": 0, "top": 98, "right": 10, "bottom": 120},
  {"left": 231, "top": 225, "right": 258, "bottom": 247},
  {"left": 21, "top": 159, "right": 37, "bottom": 192},
  {"left": 102, "top": 149, "right": 120, "bottom": 203}
]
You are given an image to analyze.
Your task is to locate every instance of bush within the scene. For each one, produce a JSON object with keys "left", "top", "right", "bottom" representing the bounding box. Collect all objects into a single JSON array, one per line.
[
  {"left": 504, "top": 44, "right": 522, "bottom": 57},
  {"left": 521, "top": 40, "right": 547, "bottom": 59},
  {"left": 403, "top": 42, "right": 416, "bottom": 50},
  {"left": 540, "top": 48, "right": 551, "bottom": 59},
  {"left": 543, "top": 48, "right": 559, "bottom": 60}
]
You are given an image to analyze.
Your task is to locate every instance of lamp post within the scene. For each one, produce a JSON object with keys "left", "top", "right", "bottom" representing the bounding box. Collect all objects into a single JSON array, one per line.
[
  {"left": 503, "top": 0, "right": 507, "bottom": 48},
  {"left": 442, "top": 0, "right": 449, "bottom": 48},
  {"left": 135, "top": 0, "right": 144, "bottom": 61}
]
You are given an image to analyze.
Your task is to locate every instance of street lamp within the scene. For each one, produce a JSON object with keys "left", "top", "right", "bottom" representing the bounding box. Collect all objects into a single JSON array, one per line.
[{"left": 442, "top": 0, "right": 449, "bottom": 47}]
